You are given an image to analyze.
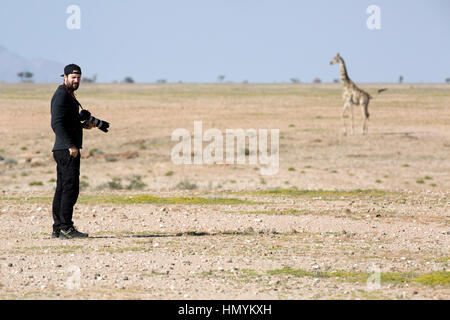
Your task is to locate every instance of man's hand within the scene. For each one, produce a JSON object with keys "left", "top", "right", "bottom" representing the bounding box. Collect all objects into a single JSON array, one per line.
[{"left": 69, "top": 146, "right": 79, "bottom": 158}]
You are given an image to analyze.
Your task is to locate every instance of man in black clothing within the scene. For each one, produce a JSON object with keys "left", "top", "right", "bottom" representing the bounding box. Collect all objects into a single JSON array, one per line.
[{"left": 50, "top": 64, "right": 94, "bottom": 239}]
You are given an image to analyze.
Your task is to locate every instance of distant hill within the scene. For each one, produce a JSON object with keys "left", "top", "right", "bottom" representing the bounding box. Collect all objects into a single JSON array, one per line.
[{"left": 0, "top": 45, "right": 64, "bottom": 83}]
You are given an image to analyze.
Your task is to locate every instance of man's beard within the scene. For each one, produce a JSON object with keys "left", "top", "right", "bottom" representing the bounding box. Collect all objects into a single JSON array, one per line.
[
  {"left": 71, "top": 82, "right": 79, "bottom": 90},
  {"left": 66, "top": 81, "right": 79, "bottom": 91}
]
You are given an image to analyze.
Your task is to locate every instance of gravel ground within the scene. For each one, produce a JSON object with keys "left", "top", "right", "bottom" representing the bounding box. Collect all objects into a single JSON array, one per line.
[
  {"left": 0, "top": 189, "right": 448, "bottom": 299},
  {"left": 0, "top": 83, "right": 449, "bottom": 299}
]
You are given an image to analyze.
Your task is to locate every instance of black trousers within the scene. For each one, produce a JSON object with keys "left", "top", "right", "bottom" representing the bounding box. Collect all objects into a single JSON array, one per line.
[{"left": 52, "top": 149, "right": 80, "bottom": 232}]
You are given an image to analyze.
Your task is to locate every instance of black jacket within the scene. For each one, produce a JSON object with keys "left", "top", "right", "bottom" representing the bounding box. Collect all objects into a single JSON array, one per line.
[{"left": 50, "top": 85, "right": 83, "bottom": 151}]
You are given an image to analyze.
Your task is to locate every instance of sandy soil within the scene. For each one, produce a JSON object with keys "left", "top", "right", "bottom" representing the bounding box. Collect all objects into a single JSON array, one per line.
[{"left": 0, "top": 83, "right": 448, "bottom": 299}]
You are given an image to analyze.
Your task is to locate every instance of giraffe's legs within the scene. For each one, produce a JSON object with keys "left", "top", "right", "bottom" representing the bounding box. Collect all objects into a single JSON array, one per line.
[
  {"left": 342, "top": 101, "right": 351, "bottom": 136},
  {"left": 362, "top": 103, "right": 370, "bottom": 135},
  {"left": 362, "top": 117, "right": 368, "bottom": 135}
]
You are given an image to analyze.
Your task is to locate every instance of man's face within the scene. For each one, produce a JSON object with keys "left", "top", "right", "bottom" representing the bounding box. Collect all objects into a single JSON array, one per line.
[{"left": 64, "top": 73, "right": 81, "bottom": 91}]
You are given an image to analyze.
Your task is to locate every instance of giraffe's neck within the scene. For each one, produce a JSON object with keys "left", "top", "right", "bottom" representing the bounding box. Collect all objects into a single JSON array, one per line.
[{"left": 339, "top": 58, "right": 351, "bottom": 86}]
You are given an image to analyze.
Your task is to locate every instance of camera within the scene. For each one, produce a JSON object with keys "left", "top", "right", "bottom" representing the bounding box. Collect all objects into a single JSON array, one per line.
[{"left": 79, "top": 109, "right": 110, "bottom": 133}]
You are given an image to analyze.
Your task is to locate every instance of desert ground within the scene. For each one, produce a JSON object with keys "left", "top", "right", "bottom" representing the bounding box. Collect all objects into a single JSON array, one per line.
[{"left": 0, "top": 82, "right": 448, "bottom": 299}]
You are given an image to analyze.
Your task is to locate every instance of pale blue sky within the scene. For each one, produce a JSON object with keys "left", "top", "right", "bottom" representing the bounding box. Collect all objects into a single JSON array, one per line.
[{"left": 1, "top": 0, "right": 449, "bottom": 83}]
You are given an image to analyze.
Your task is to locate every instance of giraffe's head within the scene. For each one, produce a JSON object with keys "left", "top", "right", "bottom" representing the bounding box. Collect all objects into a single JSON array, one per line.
[{"left": 330, "top": 53, "right": 341, "bottom": 65}]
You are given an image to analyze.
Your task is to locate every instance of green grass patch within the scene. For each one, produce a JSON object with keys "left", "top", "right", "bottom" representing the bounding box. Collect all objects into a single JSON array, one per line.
[
  {"left": 238, "top": 268, "right": 264, "bottom": 282},
  {"left": 80, "top": 194, "right": 257, "bottom": 205},
  {"left": 165, "top": 170, "right": 174, "bottom": 176},
  {"left": 100, "top": 246, "right": 149, "bottom": 253},
  {"left": 12, "top": 245, "right": 83, "bottom": 254},
  {"left": 142, "top": 270, "right": 167, "bottom": 276},
  {"left": 414, "top": 272, "right": 450, "bottom": 286},
  {"left": 0, "top": 196, "right": 52, "bottom": 203},
  {"left": 239, "top": 187, "right": 395, "bottom": 200},
  {"left": 238, "top": 208, "right": 311, "bottom": 216},
  {"left": 426, "top": 257, "right": 449, "bottom": 264},
  {"left": 28, "top": 181, "right": 43, "bottom": 186},
  {"left": 0, "top": 193, "right": 258, "bottom": 205},
  {"left": 266, "top": 267, "right": 450, "bottom": 287}
]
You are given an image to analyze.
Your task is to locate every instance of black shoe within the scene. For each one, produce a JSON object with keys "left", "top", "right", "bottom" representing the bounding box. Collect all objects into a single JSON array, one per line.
[
  {"left": 52, "top": 230, "right": 60, "bottom": 238},
  {"left": 60, "top": 226, "right": 89, "bottom": 239}
]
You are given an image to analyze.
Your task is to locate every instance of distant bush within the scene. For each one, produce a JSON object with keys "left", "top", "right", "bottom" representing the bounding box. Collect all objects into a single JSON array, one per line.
[
  {"left": 89, "top": 148, "right": 104, "bottom": 156},
  {"left": 17, "top": 71, "right": 33, "bottom": 83},
  {"left": 165, "top": 171, "right": 174, "bottom": 176},
  {"left": 83, "top": 74, "right": 97, "bottom": 83},
  {"left": 126, "top": 175, "right": 147, "bottom": 190},
  {"left": 176, "top": 179, "right": 198, "bottom": 190},
  {"left": 96, "top": 175, "right": 146, "bottom": 190},
  {"left": 79, "top": 180, "right": 89, "bottom": 190},
  {"left": 106, "top": 177, "right": 124, "bottom": 190}
]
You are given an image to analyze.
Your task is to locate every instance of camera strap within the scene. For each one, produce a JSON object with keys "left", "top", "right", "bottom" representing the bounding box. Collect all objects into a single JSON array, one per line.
[{"left": 62, "top": 83, "right": 84, "bottom": 110}]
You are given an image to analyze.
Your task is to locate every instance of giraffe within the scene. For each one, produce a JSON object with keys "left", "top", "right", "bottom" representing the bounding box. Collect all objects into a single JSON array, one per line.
[{"left": 330, "top": 53, "right": 372, "bottom": 135}]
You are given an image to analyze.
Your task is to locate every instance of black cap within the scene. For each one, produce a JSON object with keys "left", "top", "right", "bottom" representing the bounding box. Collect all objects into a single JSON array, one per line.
[{"left": 61, "top": 64, "right": 82, "bottom": 77}]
